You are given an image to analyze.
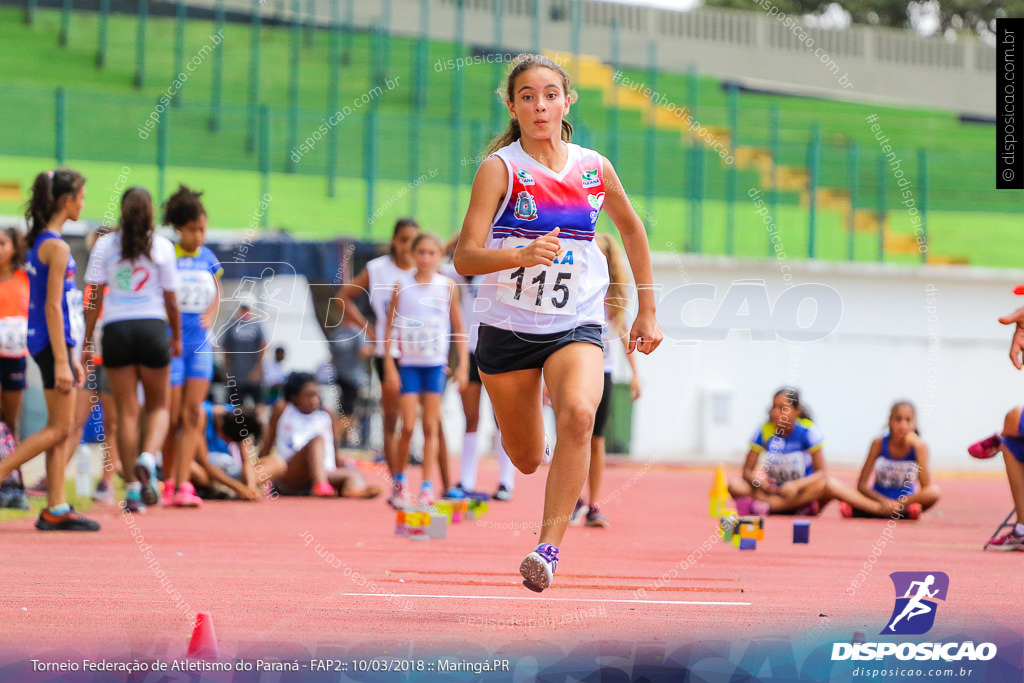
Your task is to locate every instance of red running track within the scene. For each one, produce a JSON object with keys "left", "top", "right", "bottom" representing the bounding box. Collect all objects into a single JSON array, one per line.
[{"left": 0, "top": 461, "right": 1020, "bottom": 660}]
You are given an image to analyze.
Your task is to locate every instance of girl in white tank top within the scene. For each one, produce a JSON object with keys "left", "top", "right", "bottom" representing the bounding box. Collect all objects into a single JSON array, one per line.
[
  {"left": 453, "top": 55, "right": 663, "bottom": 592},
  {"left": 335, "top": 219, "right": 418, "bottom": 499},
  {"left": 384, "top": 234, "right": 468, "bottom": 506}
]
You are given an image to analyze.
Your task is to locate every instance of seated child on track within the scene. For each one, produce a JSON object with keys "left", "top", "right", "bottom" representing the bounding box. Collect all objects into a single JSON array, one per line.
[
  {"left": 832, "top": 401, "right": 940, "bottom": 520},
  {"left": 261, "top": 372, "right": 381, "bottom": 499},
  {"left": 188, "top": 402, "right": 269, "bottom": 501},
  {"left": 728, "top": 388, "right": 832, "bottom": 516}
]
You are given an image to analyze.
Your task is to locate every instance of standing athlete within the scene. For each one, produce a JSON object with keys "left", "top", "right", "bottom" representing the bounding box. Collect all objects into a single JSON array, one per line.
[{"left": 454, "top": 55, "right": 662, "bottom": 591}]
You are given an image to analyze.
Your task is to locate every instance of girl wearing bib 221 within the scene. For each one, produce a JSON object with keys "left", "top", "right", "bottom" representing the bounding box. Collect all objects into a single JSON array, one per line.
[
  {"left": 454, "top": 55, "right": 663, "bottom": 591},
  {"left": 160, "top": 185, "right": 222, "bottom": 508}
]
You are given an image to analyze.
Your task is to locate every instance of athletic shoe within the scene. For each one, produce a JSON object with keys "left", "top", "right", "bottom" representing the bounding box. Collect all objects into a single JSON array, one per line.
[
  {"left": 795, "top": 501, "right": 820, "bottom": 516},
  {"left": 585, "top": 505, "right": 609, "bottom": 528},
  {"left": 520, "top": 543, "right": 559, "bottom": 592},
  {"left": 733, "top": 496, "right": 753, "bottom": 517},
  {"left": 839, "top": 502, "right": 854, "bottom": 518},
  {"left": 493, "top": 484, "right": 513, "bottom": 502},
  {"left": 906, "top": 503, "right": 922, "bottom": 520},
  {"left": 419, "top": 486, "right": 435, "bottom": 506},
  {"left": 311, "top": 481, "right": 335, "bottom": 498},
  {"left": 123, "top": 492, "right": 145, "bottom": 514},
  {"left": 0, "top": 487, "right": 29, "bottom": 510},
  {"left": 569, "top": 498, "right": 587, "bottom": 526},
  {"left": 161, "top": 479, "right": 176, "bottom": 506},
  {"left": 35, "top": 506, "right": 100, "bottom": 531},
  {"left": 445, "top": 485, "right": 467, "bottom": 500},
  {"left": 388, "top": 483, "right": 409, "bottom": 509},
  {"left": 173, "top": 482, "right": 204, "bottom": 507},
  {"left": 92, "top": 480, "right": 114, "bottom": 504},
  {"left": 25, "top": 477, "right": 48, "bottom": 498},
  {"left": 968, "top": 434, "right": 1002, "bottom": 460},
  {"left": 750, "top": 499, "right": 770, "bottom": 516},
  {"left": 135, "top": 453, "right": 159, "bottom": 506},
  {"left": 986, "top": 529, "right": 1024, "bottom": 551}
]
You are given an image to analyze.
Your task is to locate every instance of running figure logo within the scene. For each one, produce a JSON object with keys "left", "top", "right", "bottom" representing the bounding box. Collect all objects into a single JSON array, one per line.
[{"left": 882, "top": 571, "right": 949, "bottom": 635}]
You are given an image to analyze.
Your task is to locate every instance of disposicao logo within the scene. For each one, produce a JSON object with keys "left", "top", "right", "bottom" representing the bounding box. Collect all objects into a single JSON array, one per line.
[
  {"left": 883, "top": 571, "right": 947, "bottom": 635},
  {"left": 831, "top": 571, "right": 997, "bottom": 663}
]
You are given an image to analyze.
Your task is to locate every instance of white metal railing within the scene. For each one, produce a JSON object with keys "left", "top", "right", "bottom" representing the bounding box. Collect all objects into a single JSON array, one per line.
[{"left": 431, "top": 0, "right": 992, "bottom": 72}]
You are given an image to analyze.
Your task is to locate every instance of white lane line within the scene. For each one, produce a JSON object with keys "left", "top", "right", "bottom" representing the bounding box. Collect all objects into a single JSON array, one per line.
[{"left": 342, "top": 593, "right": 750, "bottom": 606}]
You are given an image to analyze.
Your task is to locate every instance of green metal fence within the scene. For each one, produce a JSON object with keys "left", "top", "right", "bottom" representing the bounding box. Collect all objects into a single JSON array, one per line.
[{"left": 0, "top": 2, "right": 1014, "bottom": 262}]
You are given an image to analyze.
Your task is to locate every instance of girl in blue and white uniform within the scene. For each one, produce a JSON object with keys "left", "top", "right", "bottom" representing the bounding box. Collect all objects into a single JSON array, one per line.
[
  {"left": 835, "top": 401, "right": 940, "bottom": 519},
  {"left": 161, "top": 185, "right": 222, "bottom": 508},
  {"left": 729, "top": 388, "right": 834, "bottom": 516},
  {"left": 454, "top": 55, "right": 662, "bottom": 591},
  {"left": 0, "top": 169, "right": 97, "bottom": 531}
]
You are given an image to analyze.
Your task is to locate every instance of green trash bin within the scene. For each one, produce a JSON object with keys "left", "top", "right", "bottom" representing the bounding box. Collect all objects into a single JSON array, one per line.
[{"left": 605, "top": 382, "right": 634, "bottom": 455}]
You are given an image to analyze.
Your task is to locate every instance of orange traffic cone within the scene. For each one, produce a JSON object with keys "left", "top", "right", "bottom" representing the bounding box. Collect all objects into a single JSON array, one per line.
[{"left": 187, "top": 612, "right": 220, "bottom": 659}]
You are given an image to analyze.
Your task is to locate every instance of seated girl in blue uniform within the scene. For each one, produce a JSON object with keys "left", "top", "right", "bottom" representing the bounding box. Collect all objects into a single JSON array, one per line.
[
  {"left": 728, "top": 388, "right": 832, "bottom": 516},
  {"left": 189, "top": 402, "right": 272, "bottom": 500},
  {"left": 833, "top": 401, "right": 940, "bottom": 520}
]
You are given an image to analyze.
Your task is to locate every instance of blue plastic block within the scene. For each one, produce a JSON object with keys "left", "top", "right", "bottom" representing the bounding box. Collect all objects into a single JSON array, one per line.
[
  {"left": 739, "top": 537, "right": 757, "bottom": 550},
  {"left": 793, "top": 520, "right": 810, "bottom": 544}
]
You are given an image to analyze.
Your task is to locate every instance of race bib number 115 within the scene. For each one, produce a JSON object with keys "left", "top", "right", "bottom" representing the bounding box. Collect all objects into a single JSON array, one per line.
[{"left": 495, "top": 237, "right": 578, "bottom": 316}]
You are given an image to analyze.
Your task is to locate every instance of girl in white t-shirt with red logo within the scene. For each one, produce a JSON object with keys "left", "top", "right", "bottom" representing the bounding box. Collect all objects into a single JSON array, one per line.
[{"left": 84, "top": 187, "right": 181, "bottom": 514}]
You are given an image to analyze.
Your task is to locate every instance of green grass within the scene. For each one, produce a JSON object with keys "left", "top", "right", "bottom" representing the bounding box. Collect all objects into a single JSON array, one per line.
[{"left": 0, "top": 6, "right": 1020, "bottom": 265}]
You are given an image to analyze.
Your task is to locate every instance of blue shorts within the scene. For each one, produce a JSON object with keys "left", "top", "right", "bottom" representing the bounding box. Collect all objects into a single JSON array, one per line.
[
  {"left": 0, "top": 357, "right": 27, "bottom": 391},
  {"left": 171, "top": 336, "right": 214, "bottom": 387},
  {"left": 1003, "top": 415, "right": 1024, "bottom": 462},
  {"left": 398, "top": 365, "right": 446, "bottom": 395}
]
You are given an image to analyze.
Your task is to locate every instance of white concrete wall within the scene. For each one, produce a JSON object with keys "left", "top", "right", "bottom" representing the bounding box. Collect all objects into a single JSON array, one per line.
[{"left": 631, "top": 254, "right": 1024, "bottom": 471}]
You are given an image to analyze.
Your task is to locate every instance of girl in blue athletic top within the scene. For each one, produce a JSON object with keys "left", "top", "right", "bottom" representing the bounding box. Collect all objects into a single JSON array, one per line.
[
  {"left": 834, "top": 402, "right": 940, "bottom": 520},
  {"left": 160, "top": 185, "right": 222, "bottom": 508},
  {"left": 729, "top": 388, "right": 833, "bottom": 516},
  {"left": 0, "top": 169, "right": 99, "bottom": 531}
]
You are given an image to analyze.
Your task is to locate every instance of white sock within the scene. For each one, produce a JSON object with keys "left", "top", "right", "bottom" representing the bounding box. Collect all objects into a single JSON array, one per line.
[
  {"left": 496, "top": 434, "right": 515, "bottom": 491},
  {"left": 460, "top": 432, "right": 479, "bottom": 491},
  {"left": 1015, "top": 523, "right": 1024, "bottom": 536}
]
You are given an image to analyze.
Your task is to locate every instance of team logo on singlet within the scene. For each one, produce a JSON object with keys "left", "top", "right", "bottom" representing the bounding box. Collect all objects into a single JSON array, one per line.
[
  {"left": 588, "top": 192, "right": 605, "bottom": 210},
  {"left": 513, "top": 191, "right": 538, "bottom": 221},
  {"left": 515, "top": 168, "right": 535, "bottom": 185},
  {"left": 581, "top": 169, "right": 600, "bottom": 188}
]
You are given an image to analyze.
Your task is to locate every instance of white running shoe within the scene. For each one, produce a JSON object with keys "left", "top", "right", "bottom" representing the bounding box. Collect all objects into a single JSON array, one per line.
[{"left": 520, "top": 543, "right": 559, "bottom": 592}]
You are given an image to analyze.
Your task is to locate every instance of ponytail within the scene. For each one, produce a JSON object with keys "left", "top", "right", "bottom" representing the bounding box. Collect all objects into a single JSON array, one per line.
[
  {"left": 119, "top": 187, "right": 154, "bottom": 262},
  {"left": 25, "top": 169, "right": 85, "bottom": 247}
]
